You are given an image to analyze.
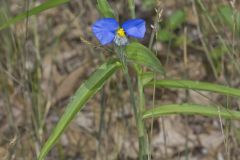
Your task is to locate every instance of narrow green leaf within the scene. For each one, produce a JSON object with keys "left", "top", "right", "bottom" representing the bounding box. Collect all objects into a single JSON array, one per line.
[
  {"left": 97, "top": 0, "right": 115, "bottom": 18},
  {"left": 218, "top": 5, "right": 233, "bottom": 28},
  {"left": 146, "top": 79, "right": 240, "bottom": 97},
  {"left": 143, "top": 104, "right": 240, "bottom": 119},
  {"left": 0, "top": 0, "right": 69, "bottom": 30},
  {"left": 167, "top": 10, "right": 186, "bottom": 30},
  {"left": 38, "top": 59, "right": 121, "bottom": 160},
  {"left": 218, "top": 5, "right": 240, "bottom": 35},
  {"left": 126, "top": 42, "right": 165, "bottom": 75}
]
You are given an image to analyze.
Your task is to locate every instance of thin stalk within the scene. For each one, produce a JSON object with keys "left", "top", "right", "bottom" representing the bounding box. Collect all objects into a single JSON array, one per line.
[
  {"left": 125, "top": 1, "right": 148, "bottom": 158},
  {"left": 137, "top": 72, "right": 149, "bottom": 159},
  {"left": 97, "top": 88, "right": 106, "bottom": 147},
  {"left": 148, "top": 7, "right": 168, "bottom": 159},
  {"left": 149, "top": 8, "right": 162, "bottom": 49},
  {"left": 128, "top": 0, "right": 135, "bottom": 18},
  {"left": 115, "top": 46, "right": 137, "bottom": 121},
  {"left": 115, "top": 46, "right": 147, "bottom": 160}
]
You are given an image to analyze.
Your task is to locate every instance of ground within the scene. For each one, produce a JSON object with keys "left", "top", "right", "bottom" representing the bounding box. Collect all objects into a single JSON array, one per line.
[{"left": 0, "top": 0, "right": 240, "bottom": 160}]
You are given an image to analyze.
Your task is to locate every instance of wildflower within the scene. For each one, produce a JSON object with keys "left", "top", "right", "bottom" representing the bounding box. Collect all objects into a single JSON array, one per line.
[{"left": 92, "top": 18, "right": 146, "bottom": 46}]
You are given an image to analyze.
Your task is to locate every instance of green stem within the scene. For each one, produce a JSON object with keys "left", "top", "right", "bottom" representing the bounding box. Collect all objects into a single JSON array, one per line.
[
  {"left": 115, "top": 46, "right": 148, "bottom": 160},
  {"left": 137, "top": 72, "right": 149, "bottom": 159},
  {"left": 116, "top": 47, "right": 137, "bottom": 119},
  {"left": 128, "top": 0, "right": 135, "bottom": 18}
]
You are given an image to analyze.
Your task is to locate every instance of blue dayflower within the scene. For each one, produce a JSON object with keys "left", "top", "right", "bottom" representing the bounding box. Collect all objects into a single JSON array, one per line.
[{"left": 92, "top": 18, "right": 146, "bottom": 46}]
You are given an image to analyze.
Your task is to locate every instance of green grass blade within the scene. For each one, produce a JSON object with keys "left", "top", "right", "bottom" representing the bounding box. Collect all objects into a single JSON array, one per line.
[
  {"left": 218, "top": 5, "right": 240, "bottom": 35},
  {"left": 37, "top": 59, "right": 121, "bottom": 160},
  {"left": 146, "top": 79, "right": 240, "bottom": 97},
  {"left": 126, "top": 42, "right": 165, "bottom": 75},
  {"left": 143, "top": 104, "right": 240, "bottom": 119},
  {"left": 97, "top": 0, "right": 115, "bottom": 18},
  {"left": 0, "top": 0, "right": 69, "bottom": 30}
]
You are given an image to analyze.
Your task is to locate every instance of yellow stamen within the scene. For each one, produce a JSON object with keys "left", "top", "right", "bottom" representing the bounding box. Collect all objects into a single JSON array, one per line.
[{"left": 117, "top": 28, "right": 126, "bottom": 37}]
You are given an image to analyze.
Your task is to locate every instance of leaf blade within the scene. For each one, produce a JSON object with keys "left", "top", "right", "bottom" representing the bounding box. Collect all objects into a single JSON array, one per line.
[
  {"left": 97, "top": 0, "right": 115, "bottom": 18},
  {"left": 218, "top": 5, "right": 240, "bottom": 35},
  {"left": 126, "top": 42, "right": 165, "bottom": 75},
  {"left": 143, "top": 103, "right": 240, "bottom": 119},
  {"left": 38, "top": 59, "right": 121, "bottom": 160},
  {"left": 146, "top": 79, "right": 240, "bottom": 97}
]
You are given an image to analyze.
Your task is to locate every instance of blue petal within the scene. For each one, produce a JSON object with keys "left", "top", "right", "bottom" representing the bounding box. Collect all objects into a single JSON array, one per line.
[
  {"left": 92, "top": 18, "right": 119, "bottom": 45},
  {"left": 122, "top": 18, "right": 146, "bottom": 39}
]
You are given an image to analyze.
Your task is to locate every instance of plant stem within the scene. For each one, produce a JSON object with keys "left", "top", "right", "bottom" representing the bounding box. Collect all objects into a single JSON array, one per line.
[
  {"left": 128, "top": 0, "right": 135, "bottom": 18},
  {"left": 137, "top": 71, "right": 149, "bottom": 159},
  {"left": 115, "top": 46, "right": 148, "bottom": 160},
  {"left": 116, "top": 47, "right": 137, "bottom": 119}
]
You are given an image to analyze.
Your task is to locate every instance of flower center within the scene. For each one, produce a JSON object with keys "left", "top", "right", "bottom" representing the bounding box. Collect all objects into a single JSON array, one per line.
[{"left": 117, "top": 28, "right": 126, "bottom": 37}]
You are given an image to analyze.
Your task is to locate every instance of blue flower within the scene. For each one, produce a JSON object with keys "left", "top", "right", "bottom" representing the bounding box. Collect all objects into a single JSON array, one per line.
[{"left": 92, "top": 18, "right": 146, "bottom": 46}]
